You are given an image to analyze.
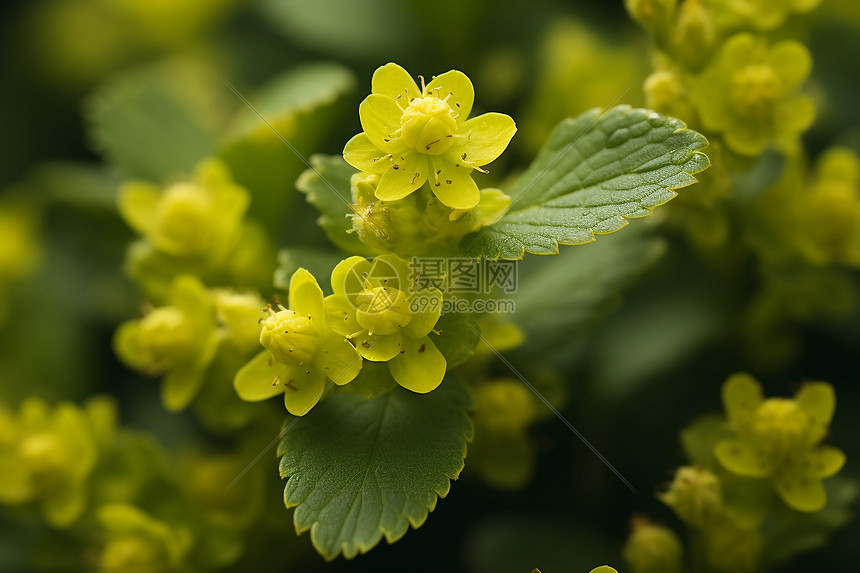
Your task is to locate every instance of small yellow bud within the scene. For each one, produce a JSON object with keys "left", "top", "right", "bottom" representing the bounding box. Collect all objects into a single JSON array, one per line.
[
  {"left": 673, "top": 0, "right": 715, "bottom": 71},
  {"left": 623, "top": 517, "right": 683, "bottom": 573},
  {"left": 659, "top": 466, "right": 723, "bottom": 527},
  {"left": 260, "top": 306, "right": 320, "bottom": 365},
  {"left": 137, "top": 307, "right": 194, "bottom": 367}
]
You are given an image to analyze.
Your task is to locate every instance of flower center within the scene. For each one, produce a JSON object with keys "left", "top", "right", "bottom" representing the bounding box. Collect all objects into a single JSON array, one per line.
[
  {"left": 356, "top": 286, "right": 412, "bottom": 335},
  {"left": 731, "top": 65, "right": 781, "bottom": 119},
  {"left": 156, "top": 183, "right": 213, "bottom": 254},
  {"left": 752, "top": 399, "right": 810, "bottom": 455},
  {"left": 400, "top": 96, "right": 457, "bottom": 155},
  {"left": 260, "top": 306, "right": 320, "bottom": 365},
  {"left": 138, "top": 307, "right": 194, "bottom": 368}
]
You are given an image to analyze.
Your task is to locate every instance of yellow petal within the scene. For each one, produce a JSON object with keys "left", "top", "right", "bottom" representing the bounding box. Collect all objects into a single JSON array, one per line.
[
  {"left": 368, "top": 253, "right": 411, "bottom": 289},
  {"left": 324, "top": 294, "right": 360, "bottom": 337},
  {"left": 805, "top": 446, "right": 845, "bottom": 478},
  {"left": 403, "top": 288, "right": 442, "bottom": 339},
  {"left": 773, "top": 470, "right": 827, "bottom": 512},
  {"left": 352, "top": 330, "right": 403, "bottom": 362},
  {"left": 330, "top": 256, "right": 372, "bottom": 307},
  {"left": 388, "top": 335, "right": 446, "bottom": 394},
  {"left": 722, "top": 34, "right": 757, "bottom": 71},
  {"left": 425, "top": 70, "right": 474, "bottom": 121},
  {"left": 768, "top": 41, "right": 812, "bottom": 92},
  {"left": 42, "top": 480, "right": 86, "bottom": 527},
  {"left": 447, "top": 112, "right": 516, "bottom": 167},
  {"left": 428, "top": 158, "right": 480, "bottom": 209},
  {"left": 371, "top": 62, "right": 420, "bottom": 102},
  {"left": 118, "top": 181, "right": 160, "bottom": 236},
  {"left": 289, "top": 268, "right": 324, "bottom": 317},
  {"left": 161, "top": 360, "right": 205, "bottom": 412},
  {"left": 343, "top": 133, "right": 390, "bottom": 174},
  {"left": 715, "top": 439, "right": 772, "bottom": 477},
  {"left": 284, "top": 369, "right": 326, "bottom": 416},
  {"left": 359, "top": 94, "right": 405, "bottom": 153},
  {"left": 721, "top": 373, "right": 763, "bottom": 434},
  {"left": 794, "top": 382, "right": 835, "bottom": 445},
  {"left": 319, "top": 331, "right": 363, "bottom": 385},
  {"left": 170, "top": 275, "right": 210, "bottom": 314},
  {"left": 374, "top": 153, "right": 428, "bottom": 202},
  {"left": 233, "top": 350, "right": 291, "bottom": 401}
]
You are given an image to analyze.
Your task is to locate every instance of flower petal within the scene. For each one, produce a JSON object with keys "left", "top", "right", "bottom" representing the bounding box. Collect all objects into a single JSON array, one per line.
[
  {"left": 773, "top": 470, "right": 827, "bottom": 512},
  {"left": 359, "top": 94, "right": 405, "bottom": 153},
  {"left": 319, "top": 331, "right": 363, "bottom": 385},
  {"left": 284, "top": 368, "right": 326, "bottom": 416},
  {"left": 233, "top": 350, "right": 291, "bottom": 401},
  {"left": 161, "top": 360, "right": 206, "bottom": 412},
  {"left": 428, "top": 158, "right": 480, "bottom": 209},
  {"left": 404, "top": 288, "right": 442, "bottom": 339},
  {"left": 768, "top": 41, "right": 812, "bottom": 92},
  {"left": 371, "top": 62, "right": 420, "bottom": 102},
  {"left": 425, "top": 70, "right": 474, "bottom": 122},
  {"left": 368, "top": 253, "right": 411, "bottom": 290},
  {"left": 715, "top": 439, "right": 772, "bottom": 477},
  {"left": 721, "top": 373, "right": 763, "bottom": 434},
  {"left": 806, "top": 446, "right": 846, "bottom": 478},
  {"left": 375, "top": 153, "right": 428, "bottom": 202},
  {"left": 118, "top": 181, "right": 160, "bottom": 236},
  {"left": 352, "top": 330, "right": 403, "bottom": 362},
  {"left": 324, "top": 294, "right": 360, "bottom": 337},
  {"left": 388, "top": 335, "right": 446, "bottom": 394},
  {"left": 343, "top": 133, "right": 390, "bottom": 174},
  {"left": 289, "top": 268, "right": 324, "bottom": 317},
  {"left": 794, "top": 382, "right": 835, "bottom": 445},
  {"left": 330, "top": 256, "right": 372, "bottom": 305},
  {"left": 447, "top": 112, "right": 517, "bottom": 166}
]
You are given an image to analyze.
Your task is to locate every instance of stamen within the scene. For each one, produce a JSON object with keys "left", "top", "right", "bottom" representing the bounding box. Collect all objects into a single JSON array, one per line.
[
  {"left": 411, "top": 172, "right": 421, "bottom": 184},
  {"left": 394, "top": 93, "right": 405, "bottom": 112},
  {"left": 425, "top": 139, "right": 440, "bottom": 150},
  {"left": 272, "top": 375, "right": 280, "bottom": 386},
  {"left": 418, "top": 75, "right": 426, "bottom": 94},
  {"left": 442, "top": 92, "right": 452, "bottom": 103}
]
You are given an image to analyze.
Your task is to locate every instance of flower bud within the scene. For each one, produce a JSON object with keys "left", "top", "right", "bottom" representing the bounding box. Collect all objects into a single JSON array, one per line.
[
  {"left": 625, "top": 0, "right": 677, "bottom": 37},
  {"left": 137, "top": 307, "right": 194, "bottom": 369},
  {"left": 260, "top": 306, "right": 320, "bottom": 365},
  {"left": 623, "top": 517, "right": 683, "bottom": 573},
  {"left": 659, "top": 466, "right": 723, "bottom": 527},
  {"left": 673, "top": 0, "right": 715, "bottom": 71}
]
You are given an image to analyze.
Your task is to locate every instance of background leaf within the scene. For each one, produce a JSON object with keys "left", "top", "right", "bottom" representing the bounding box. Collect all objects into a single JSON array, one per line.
[
  {"left": 277, "top": 375, "right": 473, "bottom": 560},
  {"left": 461, "top": 106, "right": 709, "bottom": 260}
]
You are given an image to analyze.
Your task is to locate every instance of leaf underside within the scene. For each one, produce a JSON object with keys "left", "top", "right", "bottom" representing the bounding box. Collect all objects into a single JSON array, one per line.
[
  {"left": 277, "top": 375, "right": 473, "bottom": 560},
  {"left": 461, "top": 105, "right": 710, "bottom": 260}
]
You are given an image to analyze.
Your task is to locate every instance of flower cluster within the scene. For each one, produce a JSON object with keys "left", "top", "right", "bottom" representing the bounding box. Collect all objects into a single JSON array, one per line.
[
  {"left": 234, "top": 254, "right": 447, "bottom": 415},
  {"left": 343, "top": 63, "right": 516, "bottom": 210}
]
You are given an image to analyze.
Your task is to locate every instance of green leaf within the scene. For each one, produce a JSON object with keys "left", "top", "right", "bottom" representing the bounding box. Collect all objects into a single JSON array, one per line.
[
  {"left": 511, "top": 223, "right": 664, "bottom": 353},
  {"left": 277, "top": 375, "right": 473, "bottom": 560},
  {"left": 431, "top": 313, "right": 481, "bottom": 368},
  {"left": 219, "top": 63, "right": 355, "bottom": 232},
  {"left": 258, "top": 0, "right": 417, "bottom": 61},
  {"left": 296, "top": 154, "right": 378, "bottom": 255},
  {"left": 86, "top": 59, "right": 228, "bottom": 181},
  {"left": 461, "top": 106, "right": 709, "bottom": 260},
  {"left": 273, "top": 247, "right": 347, "bottom": 294}
]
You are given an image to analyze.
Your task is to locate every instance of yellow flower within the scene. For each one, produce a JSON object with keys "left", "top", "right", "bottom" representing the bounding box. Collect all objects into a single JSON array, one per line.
[
  {"left": 324, "top": 254, "right": 446, "bottom": 394},
  {"left": 343, "top": 63, "right": 516, "bottom": 210},
  {"left": 0, "top": 398, "right": 101, "bottom": 527},
  {"left": 693, "top": 34, "right": 814, "bottom": 156},
  {"left": 113, "top": 275, "right": 219, "bottom": 411},
  {"left": 714, "top": 373, "right": 845, "bottom": 512},
  {"left": 118, "top": 158, "right": 249, "bottom": 258},
  {"left": 233, "top": 269, "right": 362, "bottom": 416}
]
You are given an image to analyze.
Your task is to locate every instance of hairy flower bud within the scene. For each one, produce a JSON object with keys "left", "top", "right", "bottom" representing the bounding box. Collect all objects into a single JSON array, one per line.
[
  {"left": 623, "top": 517, "right": 683, "bottom": 573},
  {"left": 659, "top": 466, "right": 723, "bottom": 527},
  {"left": 260, "top": 306, "right": 320, "bottom": 365}
]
